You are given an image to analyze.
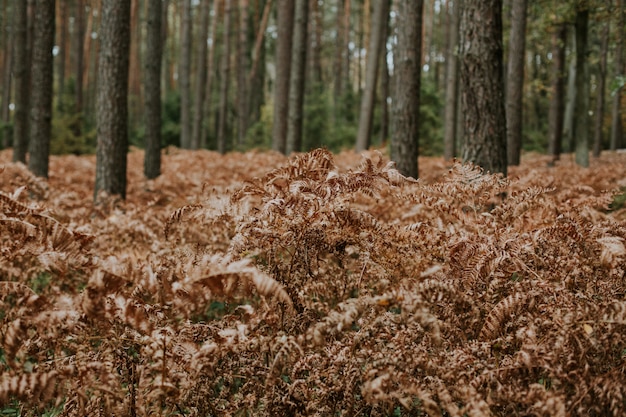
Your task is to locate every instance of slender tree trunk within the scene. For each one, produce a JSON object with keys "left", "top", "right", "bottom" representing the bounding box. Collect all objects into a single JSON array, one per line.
[
  {"left": 13, "top": 0, "right": 30, "bottom": 162},
  {"left": 202, "top": 0, "right": 221, "bottom": 149},
  {"left": 333, "top": 0, "right": 345, "bottom": 102},
  {"left": 1, "top": 1, "right": 12, "bottom": 149},
  {"left": 271, "top": 0, "right": 294, "bottom": 153},
  {"left": 179, "top": 0, "right": 192, "bottom": 148},
  {"left": 95, "top": 0, "right": 131, "bottom": 201},
  {"left": 161, "top": 0, "right": 170, "bottom": 96},
  {"left": 593, "top": 15, "right": 610, "bottom": 157},
  {"left": 355, "top": 0, "right": 389, "bottom": 152},
  {"left": 610, "top": 0, "right": 624, "bottom": 150},
  {"left": 236, "top": 0, "right": 249, "bottom": 146},
  {"left": 28, "top": 0, "right": 56, "bottom": 178},
  {"left": 443, "top": 0, "right": 460, "bottom": 161},
  {"left": 505, "top": 0, "right": 527, "bottom": 166},
  {"left": 309, "top": 0, "right": 323, "bottom": 86},
  {"left": 460, "top": 0, "right": 508, "bottom": 176},
  {"left": 563, "top": 30, "right": 576, "bottom": 153},
  {"left": 286, "top": 0, "right": 308, "bottom": 154},
  {"left": 379, "top": 38, "right": 390, "bottom": 146},
  {"left": 574, "top": 8, "right": 589, "bottom": 167},
  {"left": 247, "top": 0, "right": 271, "bottom": 86},
  {"left": 75, "top": 0, "right": 85, "bottom": 134},
  {"left": 548, "top": 24, "right": 567, "bottom": 163},
  {"left": 144, "top": 0, "right": 163, "bottom": 179},
  {"left": 217, "top": 0, "right": 232, "bottom": 154},
  {"left": 390, "top": 0, "right": 423, "bottom": 179},
  {"left": 191, "top": 0, "right": 211, "bottom": 150},
  {"left": 56, "top": 0, "right": 68, "bottom": 111}
]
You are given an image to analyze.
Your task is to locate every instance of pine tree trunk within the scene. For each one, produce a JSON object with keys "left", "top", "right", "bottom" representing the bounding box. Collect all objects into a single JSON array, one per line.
[
  {"left": 547, "top": 24, "right": 567, "bottom": 162},
  {"left": 191, "top": 0, "right": 210, "bottom": 150},
  {"left": 236, "top": 0, "right": 250, "bottom": 146},
  {"left": 593, "top": 16, "right": 610, "bottom": 157},
  {"left": 610, "top": 0, "right": 624, "bottom": 150},
  {"left": 28, "top": 0, "right": 55, "bottom": 178},
  {"left": 286, "top": 0, "right": 308, "bottom": 154},
  {"left": 272, "top": 0, "right": 294, "bottom": 153},
  {"left": 379, "top": 38, "right": 390, "bottom": 146},
  {"left": 74, "top": 0, "right": 85, "bottom": 136},
  {"left": 460, "top": 0, "right": 507, "bottom": 176},
  {"left": 56, "top": 0, "right": 67, "bottom": 111},
  {"left": 563, "top": 30, "right": 576, "bottom": 153},
  {"left": 179, "top": 0, "right": 192, "bottom": 149},
  {"left": 574, "top": 8, "right": 589, "bottom": 167},
  {"left": 12, "top": 0, "right": 29, "bottom": 163},
  {"left": 355, "top": 0, "right": 389, "bottom": 152},
  {"left": 95, "top": 0, "right": 130, "bottom": 201},
  {"left": 202, "top": 0, "right": 221, "bottom": 149},
  {"left": 505, "top": 0, "right": 527, "bottom": 166},
  {"left": 390, "top": 0, "right": 423, "bottom": 179},
  {"left": 217, "top": 0, "right": 233, "bottom": 154},
  {"left": 144, "top": 0, "right": 163, "bottom": 180},
  {"left": 1, "top": 1, "right": 12, "bottom": 149},
  {"left": 443, "top": 0, "right": 460, "bottom": 161}
]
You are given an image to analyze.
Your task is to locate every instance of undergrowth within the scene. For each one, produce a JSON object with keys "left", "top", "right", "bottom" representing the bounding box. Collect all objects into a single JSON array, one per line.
[{"left": 1, "top": 148, "right": 626, "bottom": 416}]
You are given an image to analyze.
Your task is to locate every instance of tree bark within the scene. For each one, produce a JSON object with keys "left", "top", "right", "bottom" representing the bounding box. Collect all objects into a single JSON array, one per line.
[
  {"left": 271, "top": 0, "right": 294, "bottom": 153},
  {"left": 460, "top": 0, "right": 508, "bottom": 176},
  {"left": 286, "top": 0, "right": 309, "bottom": 154},
  {"left": 217, "top": 0, "right": 233, "bottom": 154},
  {"left": 547, "top": 24, "right": 567, "bottom": 162},
  {"left": 236, "top": 0, "right": 250, "bottom": 146},
  {"left": 12, "top": 0, "right": 30, "bottom": 163},
  {"left": 144, "top": 0, "right": 163, "bottom": 180},
  {"left": 1, "top": 1, "right": 12, "bottom": 149},
  {"left": 95, "top": 0, "right": 130, "bottom": 201},
  {"left": 574, "top": 8, "right": 589, "bottom": 167},
  {"left": 390, "top": 0, "right": 423, "bottom": 179},
  {"left": 443, "top": 0, "right": 460, "bottom": 161},
  {"left": 191, "top": 0, "right": 211, "bottom": 150},
  {"left": 355, "top": 0, "right": 389, "bottom": 152},
  {"left": 505, "top": 0, "right": 527, "bottom": 166},
  {"left": 563, "top": 30, "right": 576, "bottom": 153},
  {"left": 593, "top": 14, "right": 610, "bottom": 158},
  {"left": 179, "top": 0, "right": 192, "bottom": 149},
  {"left": 56, "top": 0, "right": 68, "bottom": 111},
  {"left": 202, "top": 0, "right": 221, "bottom": 149},
  {"left": 610, "top": 0, "right": 624, "bottom": 150},
  {"left": 28, "top": 0, "right": 56, "bottom": 178},
  {"left": 74, "top": 0, "right": 85, "bottom": 135}
]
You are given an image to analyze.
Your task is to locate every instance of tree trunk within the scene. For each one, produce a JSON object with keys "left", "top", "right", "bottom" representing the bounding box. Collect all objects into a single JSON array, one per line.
[
  {"left": 74, "top": 0, "right": 85, "bottom": 136},
  {"left": 286, "top": 0, "right": 308, "bottom": 154},
  {"left": 144, "top": 0, "right": 163, "bottom": 180},
  {"left": 390, "top": 0, "right": 423, "bottom": 179},
  {"left": 271, "top": 0, "right": 294, "bottom": 153},
  {"left": 179, "top": 0, "right": 192, "bottom": 149},
  {"left": 95, "top": 0, "right": 130, "bottom": 201},
  {"left": 247, "top": 0, "right": 271, "bottom": 86},
  {"left": 460, "top": 0, "right": 508, "bottom": 176},
  {"left": 202, "top": 0, "right": 221, "bottom": 149},
  {"left": 12, "top": 0, "right": 30, "bottom": 163},
  {"left": 1, "top": 1, "right": 12, "bottom": 149},
  {"left": 236, "top": 0, "right": 250, "bottom": 146},
  {"left": 28, "top": 0, "right": 55, "bottom": 178},
  {"left": 574, "top": 8, "right": 589, "bottom": 167},
  {"left": 355, "top": 0, "right": 389, "bottom": 152},
  {"left": 505, "top": 0, "right": 527, "bottom": 166},
  {"left": 217, "top": 0, "right": 232, "bottom": 154},
  {"left": 443, "top": 0, "right": 460, "bottom": 161},
  {"left": 309, "top": 0, "right": 323, "bottom": 86},
  {"left": 563, "top": 30, "right": 576, "bottom": 153},
  {"left": 191, "top": 0, "right": 211, "bottom": 150},
  {"left": 547, "top": 24, "right": 567, "bottom": 162},
  {"left": 379, "top": 37, "right": 390, "bottom": 146},
  {"left": 593, "top": 14, "right": 610, "bottom": 158},
  {"left": 610, "top": 0, "right": 624, "bottom": 150},
  {"left": 56, "top": 0, "right": 68, "bottom": 111}
]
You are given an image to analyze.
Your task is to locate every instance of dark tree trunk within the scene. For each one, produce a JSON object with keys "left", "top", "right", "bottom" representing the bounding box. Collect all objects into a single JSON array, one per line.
[
  {"left": 505, "top": 0, "right": 527, "bottom": 166},
  {"left": 191, "top": 0, "right": 210, "bottom": 150},
  {"left": 202, "top": 0, "right": 220, "bottom": 149},
  {"left": 548, "top": 24, "right": 567, "bottom": 163},
  {"left": 390, "top": 0, "right": 423, "bottom": 179},
  {"left": 286, "top": 0, "right": 309, "bottom": 154},
  {"left": 74, "top": 0, "right": 85, "bottom": 137},
  {"left": 574, "top": 8, "right": 589, "bottom": 167},
  {"left": 236, "top": 0, "right": 250, "bottom": 147},
  {"left": 28, "top": 0, "right": 56, "bottom": 178},
  {"left": 56, "top": 0, "right": 68, "bottom": 111},
  {"left": 179, "top": 0, "right": 192, "bottom": 149},
  {"left": 217, "top": 0, "right": 233, "bottom": 154},
  {"left": 443, "top": 0, "right": 460, "bottom": 161},
  {"left": 379, "top": 38, "right": 390, "bottom": 146},
  {"left": 12, "top": 0, "right": 30, "bottom": 163},
  {"left": 272, "top": 0, "right": 294, "bottom": 153},
  {"left": 610, "top": 0, "right": 624, "bottom": 150},
  {"left": 593, "top": 15, "right": 610, "bottom": 158},
  {"left": 1, "top": 1, "right": 12, "bottom": 149},
  {"left": 355, "top": 0, "right": 389, "bottom": 152},
  {"left": 144, "top": 0, "right": 163, "bottom": 180},
  {"left": 460, "top": 0, "right": 508, "bottom": 176},
  {"left": 95, "top": 0, "right": 131, "bottom": 201}
]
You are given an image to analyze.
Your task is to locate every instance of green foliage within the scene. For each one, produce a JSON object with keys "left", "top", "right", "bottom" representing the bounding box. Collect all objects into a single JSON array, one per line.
[
  {"left": 245, "top": 100, "right": 273, "bottom": 150},
  {"left": 50, "top": 112, "right": 95, "bottom": 155},
  {"left": 302, "top": 85, "right": 329, "bottom": 151},
  {"left": 161, "top": 90, "right": 182, "bottom": 148},
  {"left": 418, "top": 77, "right": 444, "bottom": 156}
]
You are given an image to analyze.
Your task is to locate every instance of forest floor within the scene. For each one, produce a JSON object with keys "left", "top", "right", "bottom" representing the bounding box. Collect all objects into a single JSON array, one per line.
[{"left": 1, "top": 148, "right": 626, "bottom": 416}]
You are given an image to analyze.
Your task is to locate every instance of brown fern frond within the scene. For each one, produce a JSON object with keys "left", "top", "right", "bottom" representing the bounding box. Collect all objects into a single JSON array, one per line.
[{"left": 479, "top": 291, "right": 534, "bottom": 340}]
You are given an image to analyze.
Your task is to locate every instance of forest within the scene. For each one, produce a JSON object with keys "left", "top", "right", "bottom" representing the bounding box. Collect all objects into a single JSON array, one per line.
[{"left": 0, "top": 0, "right": 626, "bottom": 416}]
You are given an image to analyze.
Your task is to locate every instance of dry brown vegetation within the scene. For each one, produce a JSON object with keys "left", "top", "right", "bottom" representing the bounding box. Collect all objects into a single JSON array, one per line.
[{"left": 1, "top": 147, "right": 626, "bottom": 416}]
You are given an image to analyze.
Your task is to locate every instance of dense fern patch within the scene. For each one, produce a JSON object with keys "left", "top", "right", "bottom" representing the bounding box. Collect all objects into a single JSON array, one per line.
[{"left": 1, "top": 148, "right": 626, "bottom": 416}]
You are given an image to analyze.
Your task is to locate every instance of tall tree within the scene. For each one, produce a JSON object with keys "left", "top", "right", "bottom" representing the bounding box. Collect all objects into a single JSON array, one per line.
[
  {"left": 505, "top": 0, "right": 527, "bottom": 166},
  {"left": 74, "top": 0, "right": 86, "bottom": 137},
  {"left": 1, "top": 1, "right": 12, "bottom": 149},
  {"left": 191, "top": 0, "right": 211, "bottom": 150},
  {"left": 217, "top": 0, "right": 233, "bottom": 154},
  {"left": 202, "top": 0, "right": 221, "bottom": 149},
  {"left": 563, "top": 30, "right": 577, "bottom": 153},
  {"left": 272, "top": 0, "right": 294, "bottom": 153},
  {"left": 573, "top": 7, "right": 589, "bottom": 167},
  {"left": 460, "top": 0, "right": 507, "bottom": 176},
  {"left": 443, "top": 0, "right": 461, "bottom": 161},
  {"left": 355, "top": 0, "right": 389, "bottom": 152},
  {"left": 286, "top": 0, "right": 309, "bottom": 154},
  {"left": 236, "top": 0, "right": 250, "bottom": 147},
  {"left": 390, "top": 0, "right": 423, "bottom": 179},
  {"left": 179, "top": 0, "right": 192, "bottom": 149},
  {"left": 547, "top": 24, "right": 567, "bottom": 163},
  {"left": 12, "top": 0, "right": 30, "bottom": 163},
  {"left": 56, "top": 0, "right": 68, "bottom": 111},
  {"left": 28, "top": 0, "right": 56, "bottom": 178},
  {"left": 144, "top": 0, "right": 163, "bottom": 180},
  {"left": 94, "top": 0, "right": 131, "bottom": 201},
  {"left": 593, "top": 9, "right": 610, "bottom": 158},
  {"left": 610, "top": 0, "right": 624, "bottom": 150}
]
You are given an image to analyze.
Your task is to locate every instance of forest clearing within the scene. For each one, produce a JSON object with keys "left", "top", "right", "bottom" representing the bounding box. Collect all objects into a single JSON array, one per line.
[{"left": 1, "top": 147, "right": 626, "bottom": 416}]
